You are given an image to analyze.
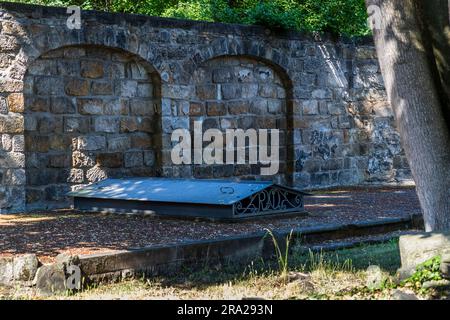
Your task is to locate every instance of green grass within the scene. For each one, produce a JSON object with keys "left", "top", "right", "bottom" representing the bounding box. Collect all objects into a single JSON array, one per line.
[
  {"left": 304, "top": 240, "right": 401, "bottom": 273},
  {"left": 0, "top": 240, "right": 409, "bottom": 300}
]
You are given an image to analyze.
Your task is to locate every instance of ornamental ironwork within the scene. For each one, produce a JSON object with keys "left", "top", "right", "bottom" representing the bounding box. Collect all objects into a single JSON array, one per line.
[{"left": 233, "top": 186, "right": 304, "bottom": 216}]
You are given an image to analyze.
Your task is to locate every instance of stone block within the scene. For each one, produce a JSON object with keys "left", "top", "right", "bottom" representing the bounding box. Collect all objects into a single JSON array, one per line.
[
  {"left": 86, "top": 166, "right": 108, "bottom": 183},
  {"left": 250, "top": 99, "right": 268, "bottom": 113},
  {"left": 12, "top": 135, "right": 24, "bottom": 152},
  {"left": 81, "top": 60, "right": 104, "bottom": 78},
  {"left": 206, "top": 101, "right": 226, "bottom": 116},
  {"left": 196, "top": 85, "right": 217, "bottom": 100},
  {"left": 241, "top": 84, "right": 259, "bottom": 98},
  {"left": 129, "top": 63, "right": 148, "bottom": 80},
  {"left": 64, "top": 47, "right": 85, "bottom": 58},
  {"left": 143, "top": 150, "right": 155, "bottom": 166},
  {"left": 13, "top": 254, "right": 39, "bottom": 282},
  {"left": 91, "top": 81, "right": 113, "bottom": 95},
  {"left": 77, "top": 98, "right": 104, "bottom": 115},
  {"left": 25, "top": 135, "right": 49, "bottom": 153},
  {"left": 94, "top": 117, "right": 120, "bottom": 133},
  {"left": 25, "top": 187, "right": 44, "bottom": 204},
  {"left": 237, "top": 68, "right": 254, "bottom": 83},
  {"left": 7, "top": 93, "right": 24, "bottom": 113},
  {"left": 237, "top": 116, "right": 255, "bottom": 130},
  {"left": 220, "top": 118, "right": 237, "bottom": 130},
  {"left": 96, "top": 152, "right": 123, "bottom": 168},
  {"left": 109, "top": 62, "right": 126, "bottom": 79},
  {"left": 66, "top": 169, "right": 84, "bottom": 184},
  {"left": 441, "top": 253, "right": 450, "bottom": 279},
  {"left": 399, "top": 232, "right": 450, "bottom": 278},
  {"left": 50, "top": 97, "right": 76, "bottom": 114},
  {"left": 72, "top": 151, "right": 96, "bottom": 168},
  {"left": 65, "top": 78, "right": 90, "bottom": 96},
  {"left": 64, "top": 116, "right": 89, "bottom": 133},
  {"left": 49, "top": 135, "right": 68, "bottom": 152},
  {"left": 124, "top": 151, "right": 143, "bottom": 168},
  {"left": 310, "top": 172, "right": 330, "bottom": 185},
  {"left": 0, "top": 80, "right": 23, "bottom": 93},
  {"left": 116, "top": 80, "right": 138, "bottom": 98},
  {"left": 212, "top": 68, "right": 233, "bottom": 83},
  {"left": 267, "top": 99, "right": 282, "bottom": 114},
  {"left": 130, "top": 99, "right": 153, "bottom": 116},
  {"left": 24, "top": 116, "right": 38, "bottom": 132},
  {"left": 34, "top": 263, "right": 67, "bottom": 294},
  {"left": 45, "top": 184, "right": 71, "bottom": 201},
  {"left": 1, "top": 134, "right": 12, "bottom": 151},
  {"left": 48, "top": 154, "right": 70, "bottom": 168},
  {"left": 37, "top": 115, "right": 63, "bottom": 134},
  {"left": 311, "top": 89, "right": 332, "bottom": 99},
  {"left": 0, "top": 97, "right": 8, "bottom": 114},
  {"left": 137, "top": 117, "right": 154, "bottom": 133},
  {"left": 302, "top": 100, "right": 319, "bottom": 115},
  {"left": 228, "top": 101, "right": 249, "bottom": 115},
  {"left": 221, "top": 84, "right": 241, "bottom": 100},
  {"left": 256, "top": 117, "right": 276, "bottom": 128},
  {"left": 328, "top": 102, "right": 346, "bottom": 115},
  {"left": 4, "top": 169, "right": 26, "bottom": 185},
  {"left": 77, "top": 135, "right": 106, "bottom": 151},
  {"left": 338, "top": 115, "right": 353, "bottom": 129},
  {"left": 105, "top": 99, "right": 128, "bottom": 115},
  {"left": 0, "top": 115, "right": 24, "bottom": 133},
  {"left": 34, "top": 77, "right": 64, "bottom": 96},
  {"left": 0, "top": 254, "right": 39, "bottom": 286},
  {"left": 189, "top": 102, "right": 204, "bottom": 116},
  {"left": 137, "top": 83, "right": 153, "bottom": 98},
  {"left": 108, "top": 135, "right": 131, "bottom": 152},
  {"left": 27, "top": 59, "right": 58, "bottom": 76},
  {"left": 26, "top": 96, "right": 49, "bottom": 112},
  {"left": 120, "top": 117, "right": 139, "bottom": 133},
  {"left": 57, "top": 60, "right": 80, "bottom": 77},
  {"left": 0, "top": 34, "right": 20, "bottom": 51},
  {"left": 258, "top": 84, "right": 276, "bottom": 98},
  {"left": 131, "top": 133, "right": 152, "bottom": 149}
]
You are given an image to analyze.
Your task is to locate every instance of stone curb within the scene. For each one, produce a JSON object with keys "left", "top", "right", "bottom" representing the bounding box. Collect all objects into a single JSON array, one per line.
[{"left": 78, "top": 214, "right": 422, "bottom": 282}]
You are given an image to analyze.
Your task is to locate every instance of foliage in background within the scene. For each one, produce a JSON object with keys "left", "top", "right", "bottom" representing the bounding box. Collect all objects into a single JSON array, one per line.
[{"left": 8, "top": 0, "right": 370, "bottom": 36}]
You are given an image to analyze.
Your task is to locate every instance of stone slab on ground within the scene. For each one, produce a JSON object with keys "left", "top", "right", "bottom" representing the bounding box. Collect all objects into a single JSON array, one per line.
[
  {"left": 441, "top": 253, "right": 450, "bottom": 279},
  {"left": 399, "top": 232, "right": 450, "bottom": 278},
  {"left": 0, "top": 254, "right": 39, "bottom": 286}
]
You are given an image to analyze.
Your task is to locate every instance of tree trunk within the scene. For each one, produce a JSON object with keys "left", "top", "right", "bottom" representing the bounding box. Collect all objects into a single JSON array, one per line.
[{"left": 366, "top": 0, "right": 450, "bottom": 231}]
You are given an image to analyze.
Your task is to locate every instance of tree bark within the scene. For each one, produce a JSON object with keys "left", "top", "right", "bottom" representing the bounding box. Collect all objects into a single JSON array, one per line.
[{"left": 366, "top": 0, "right": 450, "bottom": 231}]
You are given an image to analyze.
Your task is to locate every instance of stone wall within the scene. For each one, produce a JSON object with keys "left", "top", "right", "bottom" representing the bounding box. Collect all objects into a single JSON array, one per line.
[
  {"left": 189, "top": 56, "right": 291, "bottom": 183},
  {"left": 0, "top": 2, "right": 412, "bottom": 213},
  {"left": 23, "top": 46, "right": 160, "bottom": 209}
]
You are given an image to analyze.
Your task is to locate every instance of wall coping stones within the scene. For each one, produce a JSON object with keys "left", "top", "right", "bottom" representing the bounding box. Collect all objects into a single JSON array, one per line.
[{"left": 0, "top": 1, "right": 374, "bottom": 44}]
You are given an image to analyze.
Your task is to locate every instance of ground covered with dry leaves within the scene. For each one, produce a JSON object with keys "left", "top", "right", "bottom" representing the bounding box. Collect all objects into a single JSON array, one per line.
[{"left": 0, "top": 187, "right": 420, "bottom": 263}]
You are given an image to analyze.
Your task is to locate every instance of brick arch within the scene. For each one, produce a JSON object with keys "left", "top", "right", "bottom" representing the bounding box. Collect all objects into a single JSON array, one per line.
[
  {"left": 23, "top": 45, "right": 162, "bottom": 210},
  {"left": 188, "top": 54, "right": 295, "bottom": 185}
]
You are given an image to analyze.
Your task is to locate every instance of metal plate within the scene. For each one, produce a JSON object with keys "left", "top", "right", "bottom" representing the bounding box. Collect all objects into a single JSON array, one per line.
[{"left": 68, "top": 178, "right": 274, "bottom": 205}]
